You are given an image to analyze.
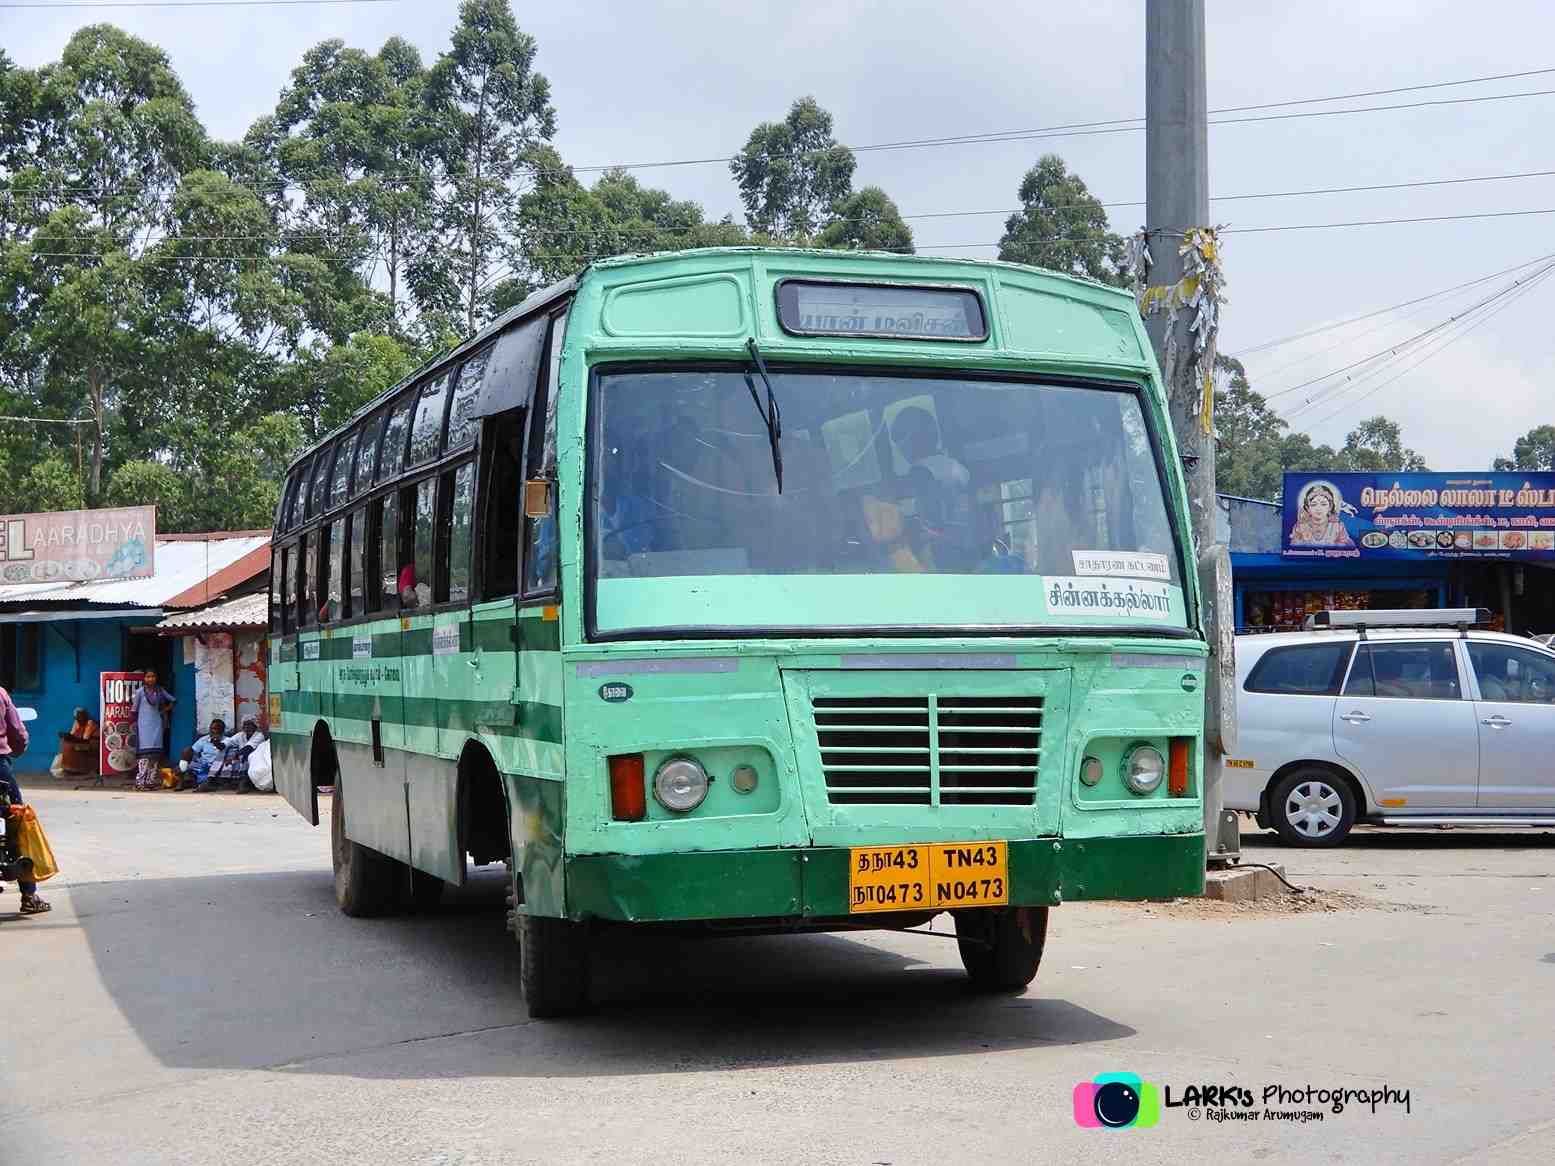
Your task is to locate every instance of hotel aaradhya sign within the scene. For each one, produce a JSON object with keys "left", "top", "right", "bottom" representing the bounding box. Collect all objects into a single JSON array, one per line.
[
  {"left": 0, "top": 506, "right": 157, "bottom": 584},
  {"left": 1282, "top": 472, "right": 1555, "bottom": 561}
]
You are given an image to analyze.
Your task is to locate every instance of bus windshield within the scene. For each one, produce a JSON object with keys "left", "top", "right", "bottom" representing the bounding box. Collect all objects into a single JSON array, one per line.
[{"left": 590, "top": 368, "right": 1187, "bottom": 635}]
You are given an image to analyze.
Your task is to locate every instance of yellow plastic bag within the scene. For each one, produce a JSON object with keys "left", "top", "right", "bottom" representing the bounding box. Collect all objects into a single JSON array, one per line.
[
  {"left": 160, "top": 767, "right": 179, "bottom": 790},
  {"left": 8, "top": 805, "right": 59, "bottom": 882}
]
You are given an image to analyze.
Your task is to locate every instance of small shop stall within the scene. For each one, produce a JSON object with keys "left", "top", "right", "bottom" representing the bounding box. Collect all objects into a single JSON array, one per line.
[{"left": 1225, "top": 472, "right": 1555, "bottom": 636}]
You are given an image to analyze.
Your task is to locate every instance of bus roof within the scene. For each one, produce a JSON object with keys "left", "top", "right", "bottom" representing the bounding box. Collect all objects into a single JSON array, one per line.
[{"left": 284, "top": 247, "right": 1146, "bottom": 478}]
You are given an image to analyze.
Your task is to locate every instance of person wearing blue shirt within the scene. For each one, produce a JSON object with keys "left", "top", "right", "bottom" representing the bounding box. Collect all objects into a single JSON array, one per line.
[{"left": 185, "top": 719, "right": 229, "bottom": 792}]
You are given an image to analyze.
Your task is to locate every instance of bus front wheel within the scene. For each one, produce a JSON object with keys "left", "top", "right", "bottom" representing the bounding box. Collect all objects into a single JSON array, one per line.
[
  {"left": 518, "top": 913, "right": 592, "bottom": 1018},
  {"left": 954, "top": 905, "right": 1048, "bottom": 992},
  {"left": 330, "top": 783, "right": 400, "bottom": 918}
]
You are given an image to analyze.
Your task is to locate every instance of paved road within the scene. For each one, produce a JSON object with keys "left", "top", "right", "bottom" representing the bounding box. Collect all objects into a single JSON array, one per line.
[{"left": 4, "top": 784, "right": 1553, "bottom": 1164}]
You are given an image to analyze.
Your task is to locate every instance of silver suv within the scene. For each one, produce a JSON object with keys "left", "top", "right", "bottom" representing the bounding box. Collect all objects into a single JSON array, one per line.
[{"left": 1223, "top": 610, "right": 1555, "bottom": 846}]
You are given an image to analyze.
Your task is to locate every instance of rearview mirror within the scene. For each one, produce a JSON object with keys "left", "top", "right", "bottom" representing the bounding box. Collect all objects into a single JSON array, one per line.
[{"left": 523, "top": 479, "right": 552, "bottom": 519}]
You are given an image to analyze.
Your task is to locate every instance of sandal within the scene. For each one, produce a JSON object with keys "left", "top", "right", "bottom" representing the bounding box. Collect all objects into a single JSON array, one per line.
[{"left": 20, "top": 895, "right": 51, "bottom": 915}]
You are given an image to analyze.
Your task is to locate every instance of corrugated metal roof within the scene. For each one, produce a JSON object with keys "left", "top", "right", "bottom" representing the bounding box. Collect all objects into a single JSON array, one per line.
[
  {"left": 156, "top": 590, "right": 268, "bottom": 632},
  {"left": 0, "top": 535, "right": 269, "bottom": 608}
]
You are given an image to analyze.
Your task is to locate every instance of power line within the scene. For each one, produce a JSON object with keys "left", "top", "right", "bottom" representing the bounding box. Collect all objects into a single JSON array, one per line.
[
  {"left": 1296, "top": 265, "right": 1555, "bottom": 431},
  {"left": 1273, "top": 262, "right": 1555, "bottom": 411},
  {"left": 8, "top": 66, "right": 1554, "bottom": 199},
  {"left": 1228, "top": 250, "right": 1555, "bottom": 357}
]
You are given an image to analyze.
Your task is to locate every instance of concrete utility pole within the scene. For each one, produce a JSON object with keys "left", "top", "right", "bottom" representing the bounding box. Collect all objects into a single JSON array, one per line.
[{"left": 1144, "top": 0, "right": 1230, "bottom": 858}]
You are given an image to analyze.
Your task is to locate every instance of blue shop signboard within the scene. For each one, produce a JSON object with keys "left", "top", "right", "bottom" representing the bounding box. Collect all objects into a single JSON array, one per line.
[{"left": 1282, "top": 472, "right": 1555, "bottom": 560}]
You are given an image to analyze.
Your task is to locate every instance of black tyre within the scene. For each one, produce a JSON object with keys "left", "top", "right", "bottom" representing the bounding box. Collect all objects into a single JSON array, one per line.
[
  {"left": 954, "top": 905, "right": 1048, "bottom": 992},
  {"left": 1268, "top": 767, "right": 1357, "bottom": 848},
  {"left": 331, "top": 782, "right": 400, "bottom": 917},
  {"left": 518, "top": 912, "right": 591, "bottom": 1018}
]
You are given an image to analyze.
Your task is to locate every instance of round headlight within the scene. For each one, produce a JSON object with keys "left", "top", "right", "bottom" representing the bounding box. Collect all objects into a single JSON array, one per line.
[
  {"left": 1079, "top": 756, "right": 1104, "bottom": 787},
  {"left": 653, "top": 757, "right": 709, "bottom": 812},
  {"left": 1123, "top": 745, "right": 1166, "bottom": 795}
]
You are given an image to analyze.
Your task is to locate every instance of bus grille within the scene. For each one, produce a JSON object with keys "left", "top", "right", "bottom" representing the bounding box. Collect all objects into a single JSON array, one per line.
[{"left": 813, "top": 695, "right": 1041, "bottom": 806}]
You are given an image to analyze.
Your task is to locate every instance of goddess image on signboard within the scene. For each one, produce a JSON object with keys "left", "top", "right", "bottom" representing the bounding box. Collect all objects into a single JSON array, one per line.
[{"left": 1287, "top": 480, "right": 1354, "bottom": 547}]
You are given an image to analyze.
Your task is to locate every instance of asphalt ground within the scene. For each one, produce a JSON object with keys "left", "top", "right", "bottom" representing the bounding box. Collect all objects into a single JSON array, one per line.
[{"left": 3, "top": 782, "right": 1553, "bottom": 1165}]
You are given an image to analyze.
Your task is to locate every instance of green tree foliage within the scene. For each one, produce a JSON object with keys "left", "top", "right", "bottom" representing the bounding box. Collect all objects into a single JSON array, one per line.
[
  {"left": 1214, "top": 356, "right": 1429, "bottom": 500},
  {"left": 263, "top": 36, "right": 438, "bottom": 323},
  {"left": 816, "top": 186, "right": 913, "bottom": 253},
  {"left": 1493, "top": 424, "right": 1555, "bottom": 471},
  {"left": 513, "top": 147, "right": 746, "bottom": 285},
  {"left": 730, "top": 96, "right": 856, "bottom": 241},
  {"left": 425, "top": 0, "right": 555, "bottom": 332},
  {"left": 997, "top": 154, "right": 1127, "bottom": 286}
]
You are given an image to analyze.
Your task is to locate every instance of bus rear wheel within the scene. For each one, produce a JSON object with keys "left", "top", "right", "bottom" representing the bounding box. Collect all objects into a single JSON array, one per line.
[
  {"left": 518, "top": 912, "right": 592, "bottom": 1018},
  {"left": 954, "top": 905, "right": 1048, "bottom": 992},
  {"left": 331, "top": 783, "right": 400, "bottom": 918}
]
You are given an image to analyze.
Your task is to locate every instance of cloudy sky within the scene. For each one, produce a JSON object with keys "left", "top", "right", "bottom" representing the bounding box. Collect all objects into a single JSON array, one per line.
[{"left": 8, "top": 0, "right": 1552, "bottom": 471}]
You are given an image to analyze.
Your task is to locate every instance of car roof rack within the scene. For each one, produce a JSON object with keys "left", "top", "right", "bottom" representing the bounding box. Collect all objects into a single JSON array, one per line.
[{"left": 1303, "top": 608, "right": 1492, "bottom": 639}]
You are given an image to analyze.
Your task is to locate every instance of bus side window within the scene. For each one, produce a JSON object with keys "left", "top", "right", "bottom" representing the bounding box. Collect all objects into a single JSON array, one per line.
[
  {"left": 323, "top": 520, "right": 343, "bottom": 623},
  {"left": 412, "top": 479, "right": 435, "bottom": 609},
  {"left": 348, "top": 507, "right": 366, "bottom": 619},
  {"left": 523, "top": 309, "right": 566, "bottom": 598},
  {"left": 445, "top": 463, "right": 475, "bottom": 605},
  {"left": 300, "top": 529, "right": 318, "bottom": 628},
  {"left": 479, "top": 409, "right": 524, "bottom": 599},
  {"left": 376, "top": 492, "right": 400, "bottom": 614},
  {"left": 279, "top": 546, "right": 294, "bottom": 635}
]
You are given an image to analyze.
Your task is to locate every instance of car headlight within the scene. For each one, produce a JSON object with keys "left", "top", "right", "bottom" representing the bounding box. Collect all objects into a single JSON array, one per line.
[
  {"left": 1123, "top": 745, "right": 1165, "bottom": 796},
  {"left": 653, "top": 756, "right": 710, "bottom": 812}
]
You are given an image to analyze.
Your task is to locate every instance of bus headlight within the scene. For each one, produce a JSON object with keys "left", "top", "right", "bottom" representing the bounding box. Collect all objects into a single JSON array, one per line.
[
  {"left": 1123, "top": 745, "right": 1166, "bottom": 795},
  {"left": 653, "top": 756, "right": 710, "bottom": 812}
]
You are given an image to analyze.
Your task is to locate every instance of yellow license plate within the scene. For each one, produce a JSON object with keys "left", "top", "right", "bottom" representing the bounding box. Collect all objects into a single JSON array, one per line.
[{"left": 848, "top": 842, "right": 1009, "bottom": 914}]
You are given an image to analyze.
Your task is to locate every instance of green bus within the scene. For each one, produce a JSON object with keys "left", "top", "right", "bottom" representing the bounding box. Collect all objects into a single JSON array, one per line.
[{"left": 268, "top": 247, "right": 1208, "bottom": 1017}]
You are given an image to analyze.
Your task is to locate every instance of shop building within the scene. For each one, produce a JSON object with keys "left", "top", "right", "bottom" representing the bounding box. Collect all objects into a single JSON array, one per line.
[
  {"left": 153, "top": 591, "right": 270, "bottom": 735},
  {"left": 1223, "top": 472, "right": 1555, "bottom": 636},
  {"left": 0, "top": 531, "right": 270, "bottom": 774}
]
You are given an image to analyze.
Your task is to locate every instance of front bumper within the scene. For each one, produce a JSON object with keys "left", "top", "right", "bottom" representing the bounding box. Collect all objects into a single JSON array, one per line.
[{"left": 565, "top": 833, "right": 1205, "bottom": 922}]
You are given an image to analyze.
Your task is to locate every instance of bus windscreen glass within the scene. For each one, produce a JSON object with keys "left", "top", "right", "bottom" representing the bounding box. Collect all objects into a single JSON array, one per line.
[
  {"left": 591, "top": 370, "right": 1186, "bottom": 634},
  {"left": 776, "top": 281, "right": 987, "bottom": 340}
]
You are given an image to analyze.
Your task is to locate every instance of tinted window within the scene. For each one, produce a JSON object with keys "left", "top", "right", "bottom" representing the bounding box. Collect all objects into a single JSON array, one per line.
[
  {"left": 330, "top": 431, "right": 356, "bottom": 509},
  {"left": 308, "top": 445, "right": 335, "bottom": 518},
  {"left": 1343, "top": 643, "right": 1461, "bottom": 700},
  {"left": 352, "top": 411, "right": 383, "bottom": 497},
  {"left": 1245, "top": 642, "right": 1352, "bottom": 696},
  {"left": 1468, "top": 643, "right": 1555, "bottom": 704},
  {"left": 408, "top": 370, "right": 452, "bottom": 466},
  {"left": 378, "top": 397, "right": 413, "bottom": 483},
  {"left": 378, "top": 492, "right": 401, "bottom": 613},
  {"left": 348, "top": 509, "right": 366, "bottom": 619},
  {"left": 446, "top": 350, "right": 489, "bottom": 451},
  {"left": 287, "top": 459, "right": 311, "bottom": 528},
  {"left": 270, "top": 551, "right": 283, "bottom": 629}
]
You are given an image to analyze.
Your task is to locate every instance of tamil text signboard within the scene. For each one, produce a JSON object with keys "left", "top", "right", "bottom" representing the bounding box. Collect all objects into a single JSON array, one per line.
[
  {"left": 0, "top": 506, "right": 156, "bottom": 585},
  {"left": 1282, "top": 472, "right": 1555, "bottom": 560}
]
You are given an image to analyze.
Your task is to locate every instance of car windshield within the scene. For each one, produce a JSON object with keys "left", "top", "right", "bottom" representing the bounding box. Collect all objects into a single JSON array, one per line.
[{"left": 590, "top": 368, "right": 1186, "bottom": 634}]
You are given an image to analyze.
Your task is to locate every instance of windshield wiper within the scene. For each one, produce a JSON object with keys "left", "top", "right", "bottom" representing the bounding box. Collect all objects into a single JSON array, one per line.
[{"left": 743, "top": 336, "right": 784, "bottom": 494}]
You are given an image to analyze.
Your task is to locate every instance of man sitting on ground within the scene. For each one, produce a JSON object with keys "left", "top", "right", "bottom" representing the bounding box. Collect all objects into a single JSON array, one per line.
[{"left": 185, "top": 718, "right": 230, "bottom": 792}]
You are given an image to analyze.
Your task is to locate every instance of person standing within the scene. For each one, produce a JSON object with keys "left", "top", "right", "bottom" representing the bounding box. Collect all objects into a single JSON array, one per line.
[
  {"left": 0, "top": 682, "right": 50, "bottom": 914},
  {"left": 130, "top": 670, "right": 175, "bottom": 791}
]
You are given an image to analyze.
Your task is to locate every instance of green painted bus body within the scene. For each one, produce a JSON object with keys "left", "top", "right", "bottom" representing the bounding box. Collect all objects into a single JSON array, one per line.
[{"left": 269, "top": 247, "right": 1207, "bottom": 923}]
